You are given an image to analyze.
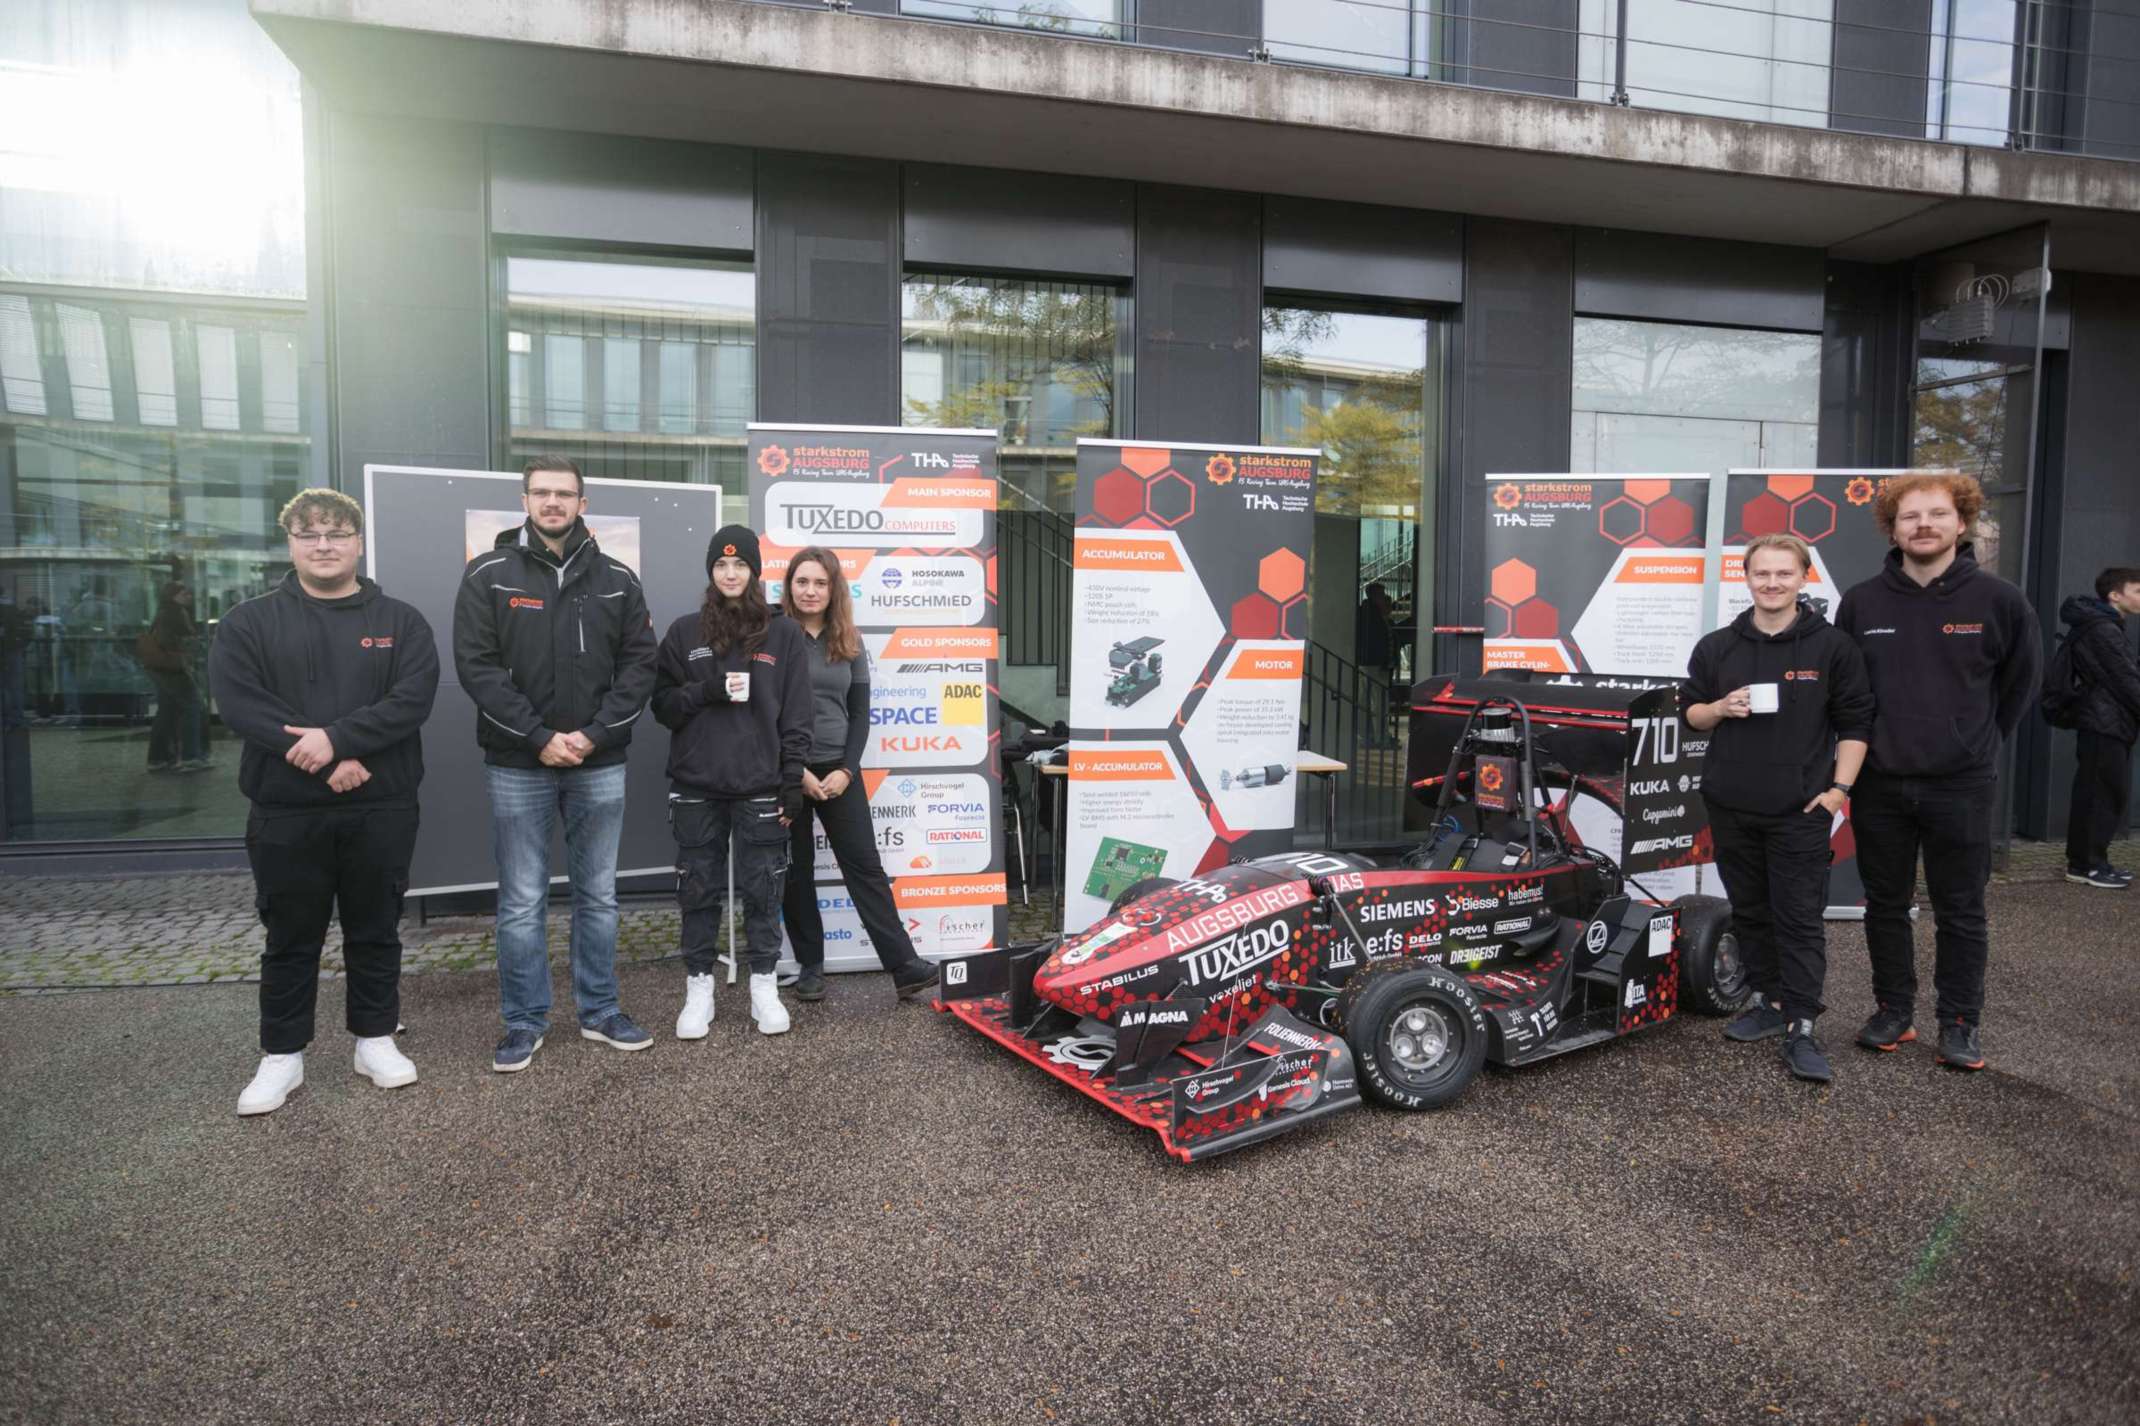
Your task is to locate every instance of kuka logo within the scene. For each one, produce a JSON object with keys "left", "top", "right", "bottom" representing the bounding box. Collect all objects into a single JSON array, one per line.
[
  {"left": 1204, "top": 454, "right": 1235, "bottom": 485},
  {"left": 757, "top": 444, "right": 789, "bottom": 478},
  {"left": 1492, "top": 483, "right": 1522, "bottom": 511},
  {"left": 508, "top": 596, "right": 543, "bottom": 610}
]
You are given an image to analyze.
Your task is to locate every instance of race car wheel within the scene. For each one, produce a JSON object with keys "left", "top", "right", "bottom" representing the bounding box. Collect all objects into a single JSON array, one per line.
[
  {"left": 1109, "top": 877, "right": 1179, "bottom": 915},
  {"left": 1336, "top": 964, "right": 1488, "bottom": 1111},
  {"left": 1672, "top": 894, "right": 1749, "bottom": 1016}
]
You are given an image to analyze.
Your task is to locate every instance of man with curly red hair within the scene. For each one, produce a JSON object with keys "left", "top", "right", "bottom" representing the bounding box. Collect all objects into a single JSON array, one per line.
[{"left": 1836, "top": 472, "right": 2041, "bottom": 1071}]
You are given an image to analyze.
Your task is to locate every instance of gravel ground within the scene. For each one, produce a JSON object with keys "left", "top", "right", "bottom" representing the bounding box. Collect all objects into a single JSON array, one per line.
[{"left": 3, "top": 877, "right": 2136, "bottom": 1426}]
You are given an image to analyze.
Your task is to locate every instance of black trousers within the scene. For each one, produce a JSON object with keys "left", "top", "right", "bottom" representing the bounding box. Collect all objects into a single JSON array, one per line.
[
  {"left": 2066, "top": 730, "right": 2134, "bottom": 872},
  {"left": 1852, "top": 771, "right": 1996, "bottom": 1027},
  {"left": 784, "top": 762, "right": 923, "bottom": 975},
  {"left": 245, "top": 803, "right": 419, "bottom": 1054},
  {"left": 672, "top": 796, "right": 790, "bottom": 976},
  {"left": 1705, "top": 800, "right": 1833, "bottom": 1022}
]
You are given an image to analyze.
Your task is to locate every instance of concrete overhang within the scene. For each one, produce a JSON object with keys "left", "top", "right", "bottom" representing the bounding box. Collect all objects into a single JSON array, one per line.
[{"left": 253, "top": 0, "right": 2140, "bottom": 271}]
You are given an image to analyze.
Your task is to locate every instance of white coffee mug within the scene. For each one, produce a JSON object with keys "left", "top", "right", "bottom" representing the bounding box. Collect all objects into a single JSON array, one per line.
[
  {"left": 725, "top": 671, "right": 751, "bottom": 702},
  {"left": 1748, "top": 682, "right": 1779, "bottom": 714}
]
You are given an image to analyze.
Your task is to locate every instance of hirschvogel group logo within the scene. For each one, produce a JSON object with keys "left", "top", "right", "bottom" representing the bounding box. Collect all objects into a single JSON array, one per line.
[{"left": 757, "top": 444, "right": 790, "bottom": 478}]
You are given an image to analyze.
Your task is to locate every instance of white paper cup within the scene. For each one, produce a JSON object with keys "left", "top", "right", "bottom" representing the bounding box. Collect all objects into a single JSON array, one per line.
[
  {"left": 726, "top": 671, "right": 751, "bottom": 702},
  {"left": 1748, "top": 682, "right": 1779, "bottom": 714}
]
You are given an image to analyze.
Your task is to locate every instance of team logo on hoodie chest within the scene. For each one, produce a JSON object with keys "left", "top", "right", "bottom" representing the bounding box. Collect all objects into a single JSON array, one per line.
[
  {"left": 508, "top": 595, "right": 544, "bottom": 611},
  {"left": 359, "top": 636, "right": 394, "bottom": 650},
  {"left": 1782, "top": 668, "right": 1817, "bottom": 681}
]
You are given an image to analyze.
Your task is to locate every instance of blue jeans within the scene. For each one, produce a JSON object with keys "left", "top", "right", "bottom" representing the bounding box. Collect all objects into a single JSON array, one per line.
[{"left": 487, "top": 762, "right": 628, "bottom": 1034}]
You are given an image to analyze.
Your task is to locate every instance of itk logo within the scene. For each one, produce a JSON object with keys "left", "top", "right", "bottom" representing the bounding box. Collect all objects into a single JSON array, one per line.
[
  {"left": 1204, "top": 454, "right": 1236, "bottom": 486},
  {"left": 757, "top": 444, "right": 790, "bottom": 478}
]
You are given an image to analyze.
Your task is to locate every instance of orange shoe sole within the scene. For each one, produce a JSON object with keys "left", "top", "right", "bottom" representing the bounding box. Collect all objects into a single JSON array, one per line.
[{"left": 1868, "top": 1027, "right": 1917, "bottom": 1053}]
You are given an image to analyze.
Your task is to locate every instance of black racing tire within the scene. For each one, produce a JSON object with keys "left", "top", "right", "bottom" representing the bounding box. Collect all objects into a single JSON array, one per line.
[
  {"left": 1108, "top": 876, "right": 1179, "bottom": 915},
  {"left": 1334, "top": 962, "right": 1489, "bottom": 1111},
  {"left": 1672, "top": 894, "right": 1750, "bottom": 1016}
]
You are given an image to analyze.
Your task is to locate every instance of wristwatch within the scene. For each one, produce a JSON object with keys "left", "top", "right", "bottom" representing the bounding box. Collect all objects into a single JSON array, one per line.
[{"left": 1830, "top": 781, "right": 1854, "bottom": 795}]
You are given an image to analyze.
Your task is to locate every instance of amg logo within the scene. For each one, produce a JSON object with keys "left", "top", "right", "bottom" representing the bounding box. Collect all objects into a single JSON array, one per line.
[
  {"left": 1182, "top": 921, "right": 1291, "bottom": 988},
  {"left": 1360, "top": 898, "right": 1437, "bottom": 923},
  {"left": 1629, "top": 834, "right": 1696, "bottom": 854},
  {"left": 895, "top": 661, "right": 988, "bottom": 675}
]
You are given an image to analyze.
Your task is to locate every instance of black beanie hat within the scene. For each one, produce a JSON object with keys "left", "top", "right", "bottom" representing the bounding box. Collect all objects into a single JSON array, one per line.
[{"left": 707, "top": 525, "right": 763, "bottom": 578}]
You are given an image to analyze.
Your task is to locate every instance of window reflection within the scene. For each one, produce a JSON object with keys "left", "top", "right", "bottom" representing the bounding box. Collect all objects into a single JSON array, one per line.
[
  {"left": 901, "top": 0, "right": 1123, "bottom": 41},
  {"left": 503, "top": 254, "right": 755, "bottom": 493}
]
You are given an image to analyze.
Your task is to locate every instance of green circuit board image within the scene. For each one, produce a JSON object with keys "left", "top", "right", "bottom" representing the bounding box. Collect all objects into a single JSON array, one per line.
[{"left": 1083, "top": 836, "right": 1169, "bottom": 903}]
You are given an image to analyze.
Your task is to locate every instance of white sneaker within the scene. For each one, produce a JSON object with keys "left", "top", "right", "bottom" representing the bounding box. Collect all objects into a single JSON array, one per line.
[
  {"left": 676, "top": 973, "right": 717, "bottom": 1040},
  {"left": 748, "top": 973, "right": 790, "bottom": 1036},
  {"left": 237, "top": 1052, "right": 304, "bottom": 1116},
  {"left": 353, "top": 1035, "right": 418, "bottom": 1089}
]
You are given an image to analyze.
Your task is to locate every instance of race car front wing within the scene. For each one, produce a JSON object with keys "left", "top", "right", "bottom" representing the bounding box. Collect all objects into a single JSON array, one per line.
[{"left": 935, "top": 943, "right": 1362, "bottom": 1163}]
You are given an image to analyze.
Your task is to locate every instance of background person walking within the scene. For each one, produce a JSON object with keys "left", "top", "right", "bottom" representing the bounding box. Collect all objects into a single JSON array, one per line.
[
  {"left": 2054, "top": 567, "right": 2140, "bottom": 888},
  {"left": 453, "top": 457, "right": 659, "bottom": 1073},
  {"left": 211, "top": 489, "right": 439, "bottom": 1115}
]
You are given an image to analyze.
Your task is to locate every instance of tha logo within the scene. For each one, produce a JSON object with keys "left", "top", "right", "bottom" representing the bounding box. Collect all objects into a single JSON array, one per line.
[{"left": 757, "top": 444, "right": 789, "bottom": 477}]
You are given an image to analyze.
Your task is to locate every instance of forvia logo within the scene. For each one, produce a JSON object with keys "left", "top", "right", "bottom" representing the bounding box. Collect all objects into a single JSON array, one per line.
[
  {"left": 757, "top": 444, "right": 790, "bottom": 478},
  {"left": 1204, "top": 454, "right": 1236, "bottom": 486},
  {"left": 1492, "top": 483, "right": 1522, "bottom": 511}
]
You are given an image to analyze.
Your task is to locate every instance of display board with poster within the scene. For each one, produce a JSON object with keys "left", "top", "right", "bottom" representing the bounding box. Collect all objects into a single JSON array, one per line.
[
  {"left": 1718, "top": 469, "right": 1922, "bottom": 916},
  {"left": 748, "top": 424, "right": 1005, "bottom": 968},
  {"left": 1062, "top": 439, "right": 1319, "bottom": 934},
  {"left": 362, "top": 465, "right": 720, "bottom": 896},
  {"left": 1481, "top": 474, "right": 1713, "bottom": 677}
]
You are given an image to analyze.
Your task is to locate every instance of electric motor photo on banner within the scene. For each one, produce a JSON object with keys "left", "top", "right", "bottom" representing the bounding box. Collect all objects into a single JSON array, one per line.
[
  {"left": 747, "top": 423, "right": 1005, "bottom": 968},
  {"left": 362, "top": 465, "right": 721, "bottom": 896},
  {"left": 1062, "top": 439, "right": 1319, "bottom": 934},
  {"left": 1719, "top": 469, "right": 1931, "bottom": 916},
  {"left": 1482, "top": 474, "right": 1713, "bottom": 677}
]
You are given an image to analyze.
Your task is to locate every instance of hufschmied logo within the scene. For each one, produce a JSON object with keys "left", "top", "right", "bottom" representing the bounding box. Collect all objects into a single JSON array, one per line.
[{"left": 508, "top": 596, "right": 543, "bottom": 610}]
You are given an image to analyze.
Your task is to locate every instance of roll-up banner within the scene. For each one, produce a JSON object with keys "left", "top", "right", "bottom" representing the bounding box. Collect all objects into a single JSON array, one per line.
[
  {"left": 748, "top": 423, "right": 1005, "bottom": 967},
  {"left": 1063, "top": 439, "right": 1320, "bottom": 934},
  {"left": 1720, "top": 469, "right": 1912, "bottom": 917},
  {"left": 363, "top": 465, "right": 721, "bottom": 897}
]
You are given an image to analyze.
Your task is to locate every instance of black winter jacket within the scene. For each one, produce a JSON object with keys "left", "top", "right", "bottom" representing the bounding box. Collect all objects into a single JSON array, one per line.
[
  {"left": 451, "top": 519, "right": 657, "bottom": 769},
  {"left": 2059, "top": 596, "right": 2140, "bottom": 745},
  {"left": 210, "top": 573, "right": 440, "bottom": 808},
  {"left": 651, "top": 613, "right": 813, "bottom": 800},
  {"left": 1836, "top": 544, "right": 2041, "bottom": 780},
  {"left": 1684, "top": 601, "right": 1874, "bottom": 816}
]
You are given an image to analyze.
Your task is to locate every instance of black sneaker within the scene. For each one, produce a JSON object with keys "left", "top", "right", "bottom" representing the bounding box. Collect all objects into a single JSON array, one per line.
[
  {"left": 1856, "top": 1006, "right": 1916, "bottom": 1053},
  {"left": 893, "top": 961, "right": 942, "bottom": 1001},
  {"left": 578, "top": 1010, "right": 653, "bottom": 1052},
  {"left": 794, "top": 970, "right": 827, "bottom": 1003},
  {"left": 492, "top": 1028, "right": 544, "bottom": 1073},
  {"left": 2066, "top": 865, "right": 2130, "bottom": 889},
  {"left": 1724, "top": 1001, "right": 1787, "bottom": 1042},
  {"left": 1781, "top": 1020, "right": 1833, "bottom": 1084},
  {"left": 1936, "top": 1018, "right": 1986, "bottom": 1071}
]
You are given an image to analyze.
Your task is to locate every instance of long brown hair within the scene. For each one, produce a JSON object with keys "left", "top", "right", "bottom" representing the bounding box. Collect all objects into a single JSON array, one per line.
[
  {"left": 700, "top": 566, "right": 771, "bottom": 655},
  {"left": 787, "top": 544, "right": 861, "bottom": 663}
]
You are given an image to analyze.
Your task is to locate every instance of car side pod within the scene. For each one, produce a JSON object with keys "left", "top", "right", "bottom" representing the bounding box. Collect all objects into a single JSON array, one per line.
[{"left": 935, "top": 944, "right": 1363, "bottom": 1162}]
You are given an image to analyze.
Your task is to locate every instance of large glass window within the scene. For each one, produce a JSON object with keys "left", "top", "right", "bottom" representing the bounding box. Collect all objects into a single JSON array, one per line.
[
  {"left": 502, "top": 254, "right": 756, "bottom": 497},
  {"left": 900, "top": 273, "right": 1125, "bottom": 513},
  {"left": 901, "top": 0, "right": 1122, "bottom": 41},
  {"left": 1265, "top": 0, "right": 1413, "bottom": 77},
  {"left": 1579, "top": 0, "right": 1834, "bottom": 128},
  {"left": 1572, "top": 317, "right": 1820, "bottom": 481},
  {"left": 1926, "top": 0, "right": 2017, "bottom": 146}
]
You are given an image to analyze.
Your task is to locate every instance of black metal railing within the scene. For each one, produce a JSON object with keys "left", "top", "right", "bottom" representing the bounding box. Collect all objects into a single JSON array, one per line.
[
  {"left": 999, "top": 508, "right": 1075, "bottom": 693},
  {"left": 1298, "top": 636, "right": 1415, "bottom": 849}
]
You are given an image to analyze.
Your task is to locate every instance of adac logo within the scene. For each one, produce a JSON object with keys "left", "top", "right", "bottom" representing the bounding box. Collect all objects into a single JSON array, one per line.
[
  {"left": 1492, "top": 483, "right": 1523, "bottom": 511},
  {"left": 1204, "top": 454, "right": 1236, "bottom": 486},
  {"left": 757, "top": 444, "right": 790, "bottom": 478},
  {"left": 508, "top": 596, "right": 544, "bottom": 610},
  {"left": 1943, "top": 622, "right": 1984, "bottom": 636},
  {"left": 1477, "top": 762, "right": 1505, "bottom": 794},
  {"left": 1845, "top": 476, "right": 1875, "bottom": 507}
]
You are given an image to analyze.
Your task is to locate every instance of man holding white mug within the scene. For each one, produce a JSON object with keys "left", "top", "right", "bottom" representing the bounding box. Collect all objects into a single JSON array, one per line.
[{"left": 1685, "top": 533, "right": 1873, "bottom": 1083}]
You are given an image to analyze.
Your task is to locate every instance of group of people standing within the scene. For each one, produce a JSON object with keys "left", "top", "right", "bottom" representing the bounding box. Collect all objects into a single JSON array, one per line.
[
  {"left": 1688, "top": 471, "right": 2137, "bottom": 1086},
  {"left": 213, "top": 458, "right": 936, "bottom": 1116}
]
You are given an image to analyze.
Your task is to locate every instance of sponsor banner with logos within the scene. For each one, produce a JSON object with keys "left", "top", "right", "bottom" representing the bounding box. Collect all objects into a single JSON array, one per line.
[
  {"left": 1063, "top": 439, "right": 1319, "bottom": 932},
  {"left": 749, "top": 425, "right": 1004, "bottom": 966},
  {"left": 1482, "top": 474, "right": 1713, "bottom": 677},
  {"left": 1716, "top": 469, "right": 1921, "bottom": 913}
]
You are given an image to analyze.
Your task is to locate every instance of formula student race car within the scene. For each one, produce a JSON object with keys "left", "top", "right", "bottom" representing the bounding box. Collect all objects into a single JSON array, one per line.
[{"left": 937, "top": 688, "right": 1751, "bottom": 1162}]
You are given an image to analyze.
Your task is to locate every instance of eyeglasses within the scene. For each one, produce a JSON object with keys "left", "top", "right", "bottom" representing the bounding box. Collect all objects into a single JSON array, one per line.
[
  {"left": 526, "top": 487, "right": 583, "bottom": 503},
  {"left": 289, "top": 530, "right": 358, "bottom": 546}
]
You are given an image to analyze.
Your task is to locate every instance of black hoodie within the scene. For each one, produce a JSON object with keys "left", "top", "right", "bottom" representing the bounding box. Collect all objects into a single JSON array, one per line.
[
  {"left": 2058, "top": 595, "right": 2140, "bottom": 745},
  {"left": 1684, "top": 600, "right": 1874, "bottom": 816},
  {"left": 1836, "top": 543, "right": 2041, "bottom": 780},
  {"left": 210, "top": 573, "right": 440, "bottom": 809},
  {"left": 651, "top": 612, "right": 812, "bottom": 800}
]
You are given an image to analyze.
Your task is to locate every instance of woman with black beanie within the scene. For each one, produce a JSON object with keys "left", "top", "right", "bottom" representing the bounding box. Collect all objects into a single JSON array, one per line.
[{"left": 651, "top": 525, "right": 812, "bottom": 1038}]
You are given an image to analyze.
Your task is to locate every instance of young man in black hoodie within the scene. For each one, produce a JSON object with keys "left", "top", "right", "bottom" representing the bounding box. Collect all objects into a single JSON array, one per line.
[
  {"left": 453, "top": 457, "right": 660, "bottom": 1073},
  {"left": 2059, "top": 567, "right": 2140, "bottom": 888},
  {"left": 1836, "top": 473, "right": 2041, "bottom": 1070},
  {"left": 1686, "top": 533, "right": 1873, "bottom": 1083},
  {"left": 211, "top": 488, "right": 440, "bottom": 1115}
]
